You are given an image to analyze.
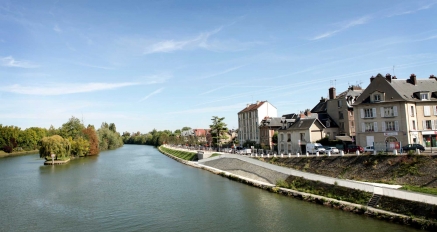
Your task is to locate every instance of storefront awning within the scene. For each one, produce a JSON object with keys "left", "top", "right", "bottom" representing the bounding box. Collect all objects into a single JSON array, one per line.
[{"left": 335, "top": 136, "right": 353, "bottom": 142}]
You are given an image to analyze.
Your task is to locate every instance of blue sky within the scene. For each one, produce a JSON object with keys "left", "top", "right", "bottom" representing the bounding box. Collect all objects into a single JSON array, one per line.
[{"left": 1, "top": 0, "right": 437, "bottom": 133}]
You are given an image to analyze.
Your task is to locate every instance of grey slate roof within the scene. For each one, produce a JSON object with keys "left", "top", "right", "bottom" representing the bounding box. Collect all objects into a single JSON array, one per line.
[
  {"left": 287, "top": 118, "right": 325, "bottom": 130},
  {"left": 354, "top": 74, "right": 437, "bottom": 104}
]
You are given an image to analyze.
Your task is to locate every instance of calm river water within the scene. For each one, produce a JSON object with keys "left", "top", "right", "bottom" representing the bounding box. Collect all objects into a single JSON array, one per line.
[{"left": 0, "top": 145, "right": 419, "bottom": 232}]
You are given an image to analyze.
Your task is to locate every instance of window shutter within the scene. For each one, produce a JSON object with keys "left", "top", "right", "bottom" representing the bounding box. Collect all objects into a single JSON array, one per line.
[
  {"left": 372, "top": 108, "right": 377, "bottom": 117},
  {"left": 360, "top": 109, "right": 364, "bottom": 118},
  {"left": 411, "top": 121, "right": 414, "bottom": 130},
  {"left": 393, "top": 106, "right": 398, "bottom": 116},
  {"left": 362, "top": 123, "right": 365, "bottom": 132},
  {"left": 424, "top": 106, "right": 431, "bottom": 116},
  {"left": 380, "top": 107, "right": 384, "bottom": 117},
  {"left": 395, "top": 121, "right": 399, "bottom": 131},
  {"left": 432, "top": 120, "right": 436, "bottom": 130},
  {"left": 423, "top": 121, "right": 426, "bottom": 130},
  {"left": 381, "top": 122, "right": 386, "bottom": 132},
  {"left": 434, "top": 106, "right": 437, "bottom": 116},
  {"left": 374, "top": 122, "right": 378, "bottom": 132}
]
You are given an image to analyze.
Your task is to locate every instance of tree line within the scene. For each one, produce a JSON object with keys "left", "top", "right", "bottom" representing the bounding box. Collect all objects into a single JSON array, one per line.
[{"left": 0, "top": 117, "right": 123, "bottom": 160}]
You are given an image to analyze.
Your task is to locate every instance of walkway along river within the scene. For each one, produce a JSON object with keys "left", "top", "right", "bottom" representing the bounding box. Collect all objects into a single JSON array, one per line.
[{"left": 0, "top": 145, "right": 420, "bottom": 232}]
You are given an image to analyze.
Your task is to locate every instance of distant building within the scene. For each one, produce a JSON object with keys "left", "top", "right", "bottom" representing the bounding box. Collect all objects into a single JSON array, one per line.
[
  {"left": 259, "top": 115, "right": 296, "bottom": 150},
  {"left": 238, "top": 101, "right": 277, "bottom": 145},
  {"left": 353, "top": 73, "right": 437, "bottom": 148}
]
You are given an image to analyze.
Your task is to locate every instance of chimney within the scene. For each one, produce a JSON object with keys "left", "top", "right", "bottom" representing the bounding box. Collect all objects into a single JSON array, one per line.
[
  {"left": 392, "top": 76, "right": 397, "bottom": 79},
  {"left": 320, "top": 96, "right": 325, "bottom": 102},
  {"left": 430, "top": 74, "right": 436, "bottom": 80},
  {"left": 370, "top": 75, "right": 375, "bottom": 83},
  {"left": 410, "top": 74, "right": 417, "bottom": 85},
  {"left": 299, "top": 111, "right": 306, "bottom": 119},
  {"left": 385, "top": 73, "right": 392, "bottom": 83},
  {"left": 305, "top": 109, "right": 311, "bottom": 117},
  {"left": 329, "top": 87, "right": 336, "bottom": 100},
  {"left": 246, "top": 104, "right": 250, "bottom": 108},
  {"left": 256, "top": 100, "right": 260, "bottom": 105}
]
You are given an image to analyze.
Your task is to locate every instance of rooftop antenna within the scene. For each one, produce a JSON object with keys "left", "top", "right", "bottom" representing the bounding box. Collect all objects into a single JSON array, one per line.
[
  {"left": 393, "top": 65, "right": 395, "bottom": 76},
  {"left": 335, "top": 79, "right": 337, "bottom": 88}
]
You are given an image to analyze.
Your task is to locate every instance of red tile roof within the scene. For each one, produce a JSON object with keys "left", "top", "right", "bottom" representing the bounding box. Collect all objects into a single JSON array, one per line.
[{"left": 238, "top": 101, "right": 266, "bottom": 114}]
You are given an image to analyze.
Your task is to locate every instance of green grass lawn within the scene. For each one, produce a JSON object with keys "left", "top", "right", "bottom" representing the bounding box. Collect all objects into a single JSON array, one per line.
[
  {"left": 159, "top": 146, "right": 197, "bottom": 161},
  {"left": 401, "top": 185, "right": 437, "bottom": 196}
]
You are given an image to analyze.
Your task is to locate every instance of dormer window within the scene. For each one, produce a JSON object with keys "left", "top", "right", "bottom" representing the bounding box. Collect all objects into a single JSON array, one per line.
[
  {"left": 374, "top": 94, "right": 381, "bottom": 102},
  {"left": 326, "top": 121, "right": 331, "bottom": 127},
  {"left": 421, "top": 93, "right": 429, "bottom": 100}
]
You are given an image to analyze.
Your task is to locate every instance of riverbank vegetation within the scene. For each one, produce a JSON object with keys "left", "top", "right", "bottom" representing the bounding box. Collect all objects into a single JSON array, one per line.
[
  {"left": 159, "top": 146, "right": 197, "bottom": 161},
  {"left": 1, "top": 117, "right": 123, "bottom": 160}
]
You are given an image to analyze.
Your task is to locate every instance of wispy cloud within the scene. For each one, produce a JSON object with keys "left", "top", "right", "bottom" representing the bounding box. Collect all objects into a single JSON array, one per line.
[
  {"left": 144, "top": 27, "right": 222, "bottom": 54},
  {"left": 0, "top": 82, "right": 138, "bottom": 95},
  {"left": 139, "top": 88, "right": 164, "bottom": 102},
  {"left": 311, "top": 16, "right": 372, "bottom": 40},
  {"left": 53, "top": 24, "right": 61, "bottom": 33},
  {"left": 387, "top": 2, "right": 437, "bottom": 17},
  {"left": 143, "top": 74, "right": 172, "bottom": 84},
  {"left": 0, "top": 56, "right": 39, "bottom": 68},
  {"left": 167, "top": 103, "right": 242, "bottom": 115},
  {"left": 197, "top": 64, "right": 246, "bottom": 80}
]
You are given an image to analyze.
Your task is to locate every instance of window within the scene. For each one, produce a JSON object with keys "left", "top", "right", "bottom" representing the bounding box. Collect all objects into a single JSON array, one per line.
[
  {"left": 339, "top": 111, "right": 344, "bottom": 119},
  {"left": 351, "top": 121, "right": 354, "bottom": 127},
  {"left": 412, "top": 120, "right": 416, "bottom": 130},
  {"left": 434, "top": 106, "right": 437, "bottom": 116},
  {"left": 280, "top": 133, "right": 284, "bottom": 141},
  {"left": 421, "top": 93, "right": 429, "bottom": 100},
  {"left": 365, "top": 122, "right": 374, "bottom": 132},
  {"left": 374, "top": 94, "right": 381, "bottom": 102},
  {"left": 424, "top": 106, "right": 431, "bottom": 116},
  {"left": 411, "top": 106, "right": 415, "bottom": 117},
  {"left": 287, "top": 133, "right": 291, "bottom": 142},
  {"left": 385, "top": 121, "right": 395, "bottom": 131},
  {"left": 300, "top": 133, "right": 305, "bottom": 141},
  {"left": 338, "top": 100, "right": 342, "bottom": 108},
  {"left": 326, "top": 132, "right": 330, "bottom": 138},
  {"left": 363, "top": 108, "right": 375, "bottom": 118},
  {"left": 382, "top": 106, "right": 397, "bottom": 117},
  {"left": 326, "top": 121, "right": 330, "bottom": 127},
  {"left": 339, "top": 122, "right": 345, "bottom": 130},
  {"left": 425, "top": 120, "right": 432, "bottom": 130}
]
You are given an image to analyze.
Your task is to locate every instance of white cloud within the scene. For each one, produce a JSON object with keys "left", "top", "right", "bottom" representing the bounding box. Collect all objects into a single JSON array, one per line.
[
  {"left": 387, "top": 2, "right": 437, "bottom": 17},
  {"left": 143, "top": 27, "right": 222, "bottom": 54},
  {"left": 1, "top": 56, "right": 39, "bottom": 68},
  {"left": 143, "top": 74, "right": 172, "bottom": 84},
  {"left": 197, "top": 65, "right": 245, "bottom": 80},
  {"left": 0, "top": 82, "right": 138, "bottom": 95},
  {"left": 167, "top": 103, "right": 243, "bottom": 115},
  {"left": 311, "top": 16, "right": 372, "bottom": 40},
  {"left": 139, "top": 88, "right": 164, "bottom": 102}
]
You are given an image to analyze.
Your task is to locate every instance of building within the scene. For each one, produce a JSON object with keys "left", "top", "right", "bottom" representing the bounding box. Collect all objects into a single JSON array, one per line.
[
  {"left": 277, "top": 110, "right": 326, "bottom": 154},
  {"left": 311, "top": 85, "right": 363, "bottom": 142},
  {"left": 238, "top": 101, "right": 277, "bottom": 145},
  {"left": 353, "top": 73, "right": 437, "bottom": 149},
  {"left": 259, "top": 114, "right": 296, "bottom": 150}
]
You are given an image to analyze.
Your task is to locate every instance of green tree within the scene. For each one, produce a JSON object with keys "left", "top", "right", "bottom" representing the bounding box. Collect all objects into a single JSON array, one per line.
[
  {"left": 209, "top": 116, "right": 228, "bottom": 148},
  {"left": 39, "top": 135, "right": 71, "bottom": 160},
  {"left": 60, "top": 116, "right": 85, "bottom": 139},
  {"left": 181, "top": 127, "right": 191, "bottom": 132},
  {"left": 70, "top": 137, "right": 90, "bottom": 157}
]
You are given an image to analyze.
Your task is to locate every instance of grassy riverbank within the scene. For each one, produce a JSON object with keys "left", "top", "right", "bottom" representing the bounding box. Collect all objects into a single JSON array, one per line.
[
  {"left": 159, "top": 146, "right": 197, "bottom": 161},
  {"left": 0, "top": 150, "right": 38, "bottom": 158}
]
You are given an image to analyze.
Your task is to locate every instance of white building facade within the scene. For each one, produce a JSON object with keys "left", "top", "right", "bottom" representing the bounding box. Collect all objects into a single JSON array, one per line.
[{"left": 238, "top": 101, "right": 277, "bottom": 145}]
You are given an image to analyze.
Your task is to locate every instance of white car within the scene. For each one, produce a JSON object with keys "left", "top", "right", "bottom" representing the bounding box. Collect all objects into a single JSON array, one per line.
[
  {"left": 325, "top": 147, "right": 339, "bottom": 154},
  {"left": 364, "top": 146, "right": 374, "bottom": 152}
]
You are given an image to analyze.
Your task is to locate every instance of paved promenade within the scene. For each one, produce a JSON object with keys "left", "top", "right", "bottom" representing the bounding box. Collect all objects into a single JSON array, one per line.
[{"left": 198, "top": 153, "right": 437, "bottom": 205}]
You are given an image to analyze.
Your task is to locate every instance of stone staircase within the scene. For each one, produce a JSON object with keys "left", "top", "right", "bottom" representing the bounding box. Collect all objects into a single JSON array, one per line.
[{"left": 367, "top": 194, "right": 382, "bottom": 207}]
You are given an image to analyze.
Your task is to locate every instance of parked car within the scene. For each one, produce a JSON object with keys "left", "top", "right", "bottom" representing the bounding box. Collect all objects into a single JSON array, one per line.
[
  {"left": 364, "top": 146, "right": 374, "bottom": 152},
  {"left": 325, "top": 147, "right": 339, "bottom": 154},
  {"left": 402, "top": 144, "right": 425, "bottom": 152},
  {"left": 344, "top": 145, "right": 364, "bottom": 153}
]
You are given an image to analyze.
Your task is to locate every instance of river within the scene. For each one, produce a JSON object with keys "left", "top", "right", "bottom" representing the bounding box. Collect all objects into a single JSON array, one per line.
[{"left": 0, "top": 145, "right": 419, "bottom": 231}]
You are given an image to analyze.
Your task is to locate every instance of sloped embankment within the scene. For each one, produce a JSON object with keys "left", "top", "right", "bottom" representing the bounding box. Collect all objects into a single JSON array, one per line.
[{"left": 261, "top": 155, "right": 437, "bottom": 187}]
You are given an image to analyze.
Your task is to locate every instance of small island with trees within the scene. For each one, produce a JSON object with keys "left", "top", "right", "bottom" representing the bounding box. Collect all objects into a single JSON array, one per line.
[{"left": 0, "top": 116, "right": 123, "bottom": 164}]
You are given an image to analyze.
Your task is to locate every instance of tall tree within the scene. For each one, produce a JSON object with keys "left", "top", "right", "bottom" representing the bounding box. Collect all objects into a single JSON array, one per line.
[
  {"left": 82, "top": 125, "right": 99, "bottom": 155},
  {"left": 39, "top": 135, "right": 71, "bottom": 160},
  {"left": 60, "top": 116, "right": 85, "bottom": 139},
  {"left": 209, "top": 116, "right": 228, "bottom": 148},
  {"left": 181, "top": 127, "right": 191, "bottom": 132}
]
